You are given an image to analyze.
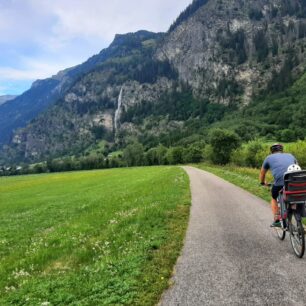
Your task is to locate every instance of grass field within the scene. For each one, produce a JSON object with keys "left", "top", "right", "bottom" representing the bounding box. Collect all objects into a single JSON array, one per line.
[{"left": 0, "top": 167, "right": 190, "bottom": 305}]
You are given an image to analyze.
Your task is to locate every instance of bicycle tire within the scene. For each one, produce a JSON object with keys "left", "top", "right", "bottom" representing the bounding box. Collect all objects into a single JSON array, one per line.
[
  {"left": 289, "top": 212, "right": 305, "bottom": 258},
  {"left": 274, "top": 222, "right": 286, "bottom": 240}
]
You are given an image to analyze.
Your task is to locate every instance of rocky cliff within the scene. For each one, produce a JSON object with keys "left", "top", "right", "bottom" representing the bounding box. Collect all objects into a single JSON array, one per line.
[{"left": 157, "top": 0, "right": 306, "bottom": 104}]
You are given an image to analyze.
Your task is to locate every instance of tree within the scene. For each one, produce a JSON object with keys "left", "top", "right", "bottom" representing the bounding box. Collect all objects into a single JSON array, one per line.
[
  {"left": 182, "top": 145, "right": 203, "bottom": 163},
  {"left": 253, "top": 30, "right": 269, "bottom": 62},
  {"left": 145, "top": 148, "right": 159, "bottom": 165},
  {"left": 279, "top": 129, "right": 296, "bottom": 142},
  {"left": 123, "top": 142, "right": 144, "bottom": 167},
  {"left": 156, "top": 145, "right": 168, "bottom": 165},
  {"left": 169, "top": 0, "right": 209, "bottom": 32},
  {"left": 271, "top": 36, "right": 279, "bottom": 56},
  {"left": 91, "top": 125, "right": 106, "bottom": 140},
  {"left": 209, "top": 129, "right": 241, "bottom": 164},
  {"left": 166, "top": 147, "right": 184, "bottom": 165},
  {"left": 244, "top": 140, "right": 265, "bottom": 168},
  {"left": 249, "top": 7, "right": 263, "bottom": 20},
  {"left": 234, "top": 123, "right": 259, "bottom": 141}
]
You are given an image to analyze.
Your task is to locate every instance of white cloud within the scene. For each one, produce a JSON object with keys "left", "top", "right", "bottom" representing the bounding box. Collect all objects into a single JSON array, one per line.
[
  {"left": 0, "top": 66, "right": 62, "bottom": 81},
  {"left": 0, "top": 57, "right": 77, "bottom": 81},
  {"left": 0, "top": 0, "right": 192, "bottom": 49},
  {"left": 0, "top": 0, "right": 192, "bottom": 94},
  {"left": 35, "top": 0, "right": 191, "bottom": 42},
  {"left": 0, "top": 67, "right": 45, "bottom": 81}
]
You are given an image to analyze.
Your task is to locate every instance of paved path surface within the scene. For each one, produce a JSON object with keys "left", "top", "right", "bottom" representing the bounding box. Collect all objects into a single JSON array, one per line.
[{"left": 160, "top": 166, "right": 306, "bottom": 306}]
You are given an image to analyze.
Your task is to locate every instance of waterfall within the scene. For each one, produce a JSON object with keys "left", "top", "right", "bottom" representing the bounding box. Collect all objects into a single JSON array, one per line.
[{"left": 114, "top": 87, "right": 123, "bottom": 131}]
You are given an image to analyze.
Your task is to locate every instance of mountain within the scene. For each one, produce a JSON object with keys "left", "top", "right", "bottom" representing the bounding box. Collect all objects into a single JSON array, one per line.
[
  {"left": 0, "top": 95, "right": 17, "bottom": 106},
  {"left": 0, "top": 30, "right": 161, "bottom": 146},
  {"left": 2, "top": 0, "right": 306, "bottom": 163},
  {"left": 158, "top": 0, "right": 306, "bottom": 104}
]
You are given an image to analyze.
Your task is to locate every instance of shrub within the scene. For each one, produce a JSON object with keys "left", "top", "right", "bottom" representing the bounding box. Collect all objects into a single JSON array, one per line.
[
  {"left": 279, "top": 129, "right": 296, "bottom": 142},
  {"left": 286, "top": 141, "right": 306, "bottom": 168},
  {"left": 209, "top": 129, "right": 241, "bottom": 164},
  {"left": 231, "top": 140, "right": 268, "bottom": 168},
  {"left": 230, "top": 141, "right": 306, "bottom": 170}
]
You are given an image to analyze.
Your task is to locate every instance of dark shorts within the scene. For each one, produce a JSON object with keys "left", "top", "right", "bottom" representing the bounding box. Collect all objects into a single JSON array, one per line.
[{"left": 272, "top": 185, "right": 283, "bottom": 200}]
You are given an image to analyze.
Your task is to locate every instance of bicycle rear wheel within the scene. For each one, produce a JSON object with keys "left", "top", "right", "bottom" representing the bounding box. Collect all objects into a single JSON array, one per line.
[
  {"left": 289, "top": 213, "right": 305, "bottom": 258},
  {"left": 274, "top": 222, "right": 286, "bottom": 240}
]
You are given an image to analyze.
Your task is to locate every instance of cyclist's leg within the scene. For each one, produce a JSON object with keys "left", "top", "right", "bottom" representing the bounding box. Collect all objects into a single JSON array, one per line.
[
  {"left": 271, "top": 185, "right": 283, "bottom": 223},
  {"left": 271, "top": 198, "right": 279, "bottom": 220}
]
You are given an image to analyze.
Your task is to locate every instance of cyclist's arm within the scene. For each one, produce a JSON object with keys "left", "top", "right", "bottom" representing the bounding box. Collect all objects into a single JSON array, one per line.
[
  {"left": 259, "top": 167, "right": 268, "bottom": 185},
  {"left": 260, "top": 157, "right": 270, "bottom": 185}
]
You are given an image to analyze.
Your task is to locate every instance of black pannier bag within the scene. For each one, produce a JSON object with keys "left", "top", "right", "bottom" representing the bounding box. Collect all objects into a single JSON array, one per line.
[{"left": 284, "top": 170, "right": 306, "bottom": 217}]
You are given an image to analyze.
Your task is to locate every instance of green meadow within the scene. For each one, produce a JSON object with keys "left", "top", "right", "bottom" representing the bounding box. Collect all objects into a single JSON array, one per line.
[{"left": 0, "top": 167, "right": 190, "bottom": 305}]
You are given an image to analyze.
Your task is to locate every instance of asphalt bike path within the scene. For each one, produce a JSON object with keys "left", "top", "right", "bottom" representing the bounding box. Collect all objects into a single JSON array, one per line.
[{"left": 160, "top": 166, "right": 306, "bottom": 306}]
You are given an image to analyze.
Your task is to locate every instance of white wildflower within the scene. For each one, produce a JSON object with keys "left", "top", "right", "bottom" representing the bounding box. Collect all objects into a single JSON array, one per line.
[
  {"left": 5, "top": 286, "right": 16, "bottom": 292},
  {"left": 12, "top": 269, "right": 30, "bottom": 279}
]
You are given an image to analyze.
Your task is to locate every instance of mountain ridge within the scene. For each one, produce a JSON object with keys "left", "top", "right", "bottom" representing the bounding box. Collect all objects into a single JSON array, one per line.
[
  {"left": 0, "top": 30, "right": 161, "bottom": 146},
  {"left": 0, "top": 95, "right": 17, "bottom": 106}
]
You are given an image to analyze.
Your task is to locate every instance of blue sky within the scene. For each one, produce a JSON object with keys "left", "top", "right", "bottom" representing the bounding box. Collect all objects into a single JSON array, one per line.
[{"left": 0, "top": 0, "right": 192, "bottom": 96}]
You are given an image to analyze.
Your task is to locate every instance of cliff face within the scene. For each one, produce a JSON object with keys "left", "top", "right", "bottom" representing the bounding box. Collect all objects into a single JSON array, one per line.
[
  {"left": 3, "top": 0, "right": 306, "bottom": 162},
  {"left": 157, "top": 0, "right": 306, "bottom": 105}
]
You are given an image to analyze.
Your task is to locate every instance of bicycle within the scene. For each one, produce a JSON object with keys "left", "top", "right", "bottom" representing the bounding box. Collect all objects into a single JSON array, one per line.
[{"left": 265, "top": 170, "right": 306, "bottom": 258}]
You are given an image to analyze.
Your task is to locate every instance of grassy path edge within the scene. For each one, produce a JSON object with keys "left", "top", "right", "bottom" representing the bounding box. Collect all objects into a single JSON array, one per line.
[
  {"left": 195, "top": 163, "right": 271, "bottom": 203},
  {"left": 195, "top": 163, "right": 306, "bottom": 226}
]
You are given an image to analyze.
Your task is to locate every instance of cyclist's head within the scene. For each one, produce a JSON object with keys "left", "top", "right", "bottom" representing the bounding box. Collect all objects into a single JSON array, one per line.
[{"left": 270, "top": 143, "right": 284, "bottom": 154}]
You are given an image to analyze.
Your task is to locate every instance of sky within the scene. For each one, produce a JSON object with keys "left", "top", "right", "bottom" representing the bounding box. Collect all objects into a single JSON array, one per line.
[{"left": 0, "top": 0, "right": 192, "bottom": 96}]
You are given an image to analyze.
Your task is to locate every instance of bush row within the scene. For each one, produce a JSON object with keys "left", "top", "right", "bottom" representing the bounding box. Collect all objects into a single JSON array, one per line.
[
  {"left": 0, "top": 143, "right": 204, "bottom": 176},
  {"left": 231, "top": 140, "right": 306, "bottom": 169},
  {"left": 2, "top": 129, "right": 304, "bottom": 176}
]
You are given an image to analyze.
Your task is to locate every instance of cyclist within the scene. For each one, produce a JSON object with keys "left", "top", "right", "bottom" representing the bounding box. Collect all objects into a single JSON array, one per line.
[{"left": 259, "top": 143, "right": 298, "bottom": 227}]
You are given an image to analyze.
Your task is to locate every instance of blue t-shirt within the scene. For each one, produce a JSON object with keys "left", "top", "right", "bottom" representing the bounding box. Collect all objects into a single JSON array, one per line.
[{"left": 262, "top": 153, "right": 297, "bottom": 186}]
